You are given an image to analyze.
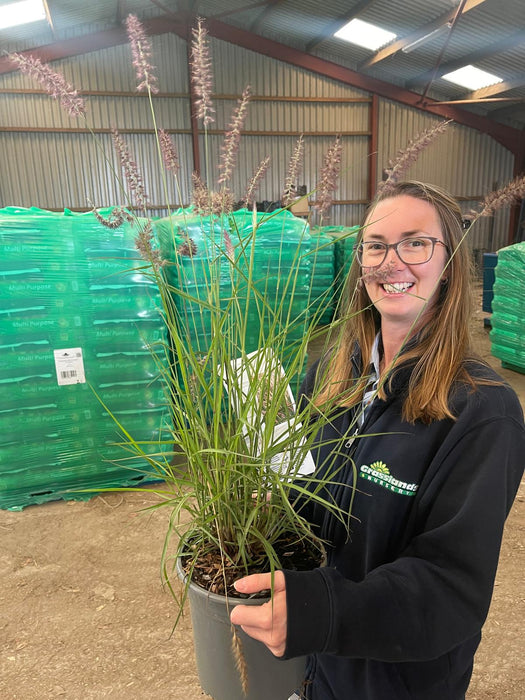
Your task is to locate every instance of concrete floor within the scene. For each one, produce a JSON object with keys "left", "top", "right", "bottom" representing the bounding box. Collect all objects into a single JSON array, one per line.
[{"left": 1, "top": 300, "right": 524, "bottom": 700}]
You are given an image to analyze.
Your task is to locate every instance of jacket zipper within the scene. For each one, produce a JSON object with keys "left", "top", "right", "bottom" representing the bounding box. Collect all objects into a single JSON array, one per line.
[
  {"left": 323, "top": 423, "right": 363, "bottom": 546},
  {"left": 324, "top": 404, "right": 383, "bottom": 546},
  {"left": 345, "top": 427, "right": 360, "bottom": 449}
]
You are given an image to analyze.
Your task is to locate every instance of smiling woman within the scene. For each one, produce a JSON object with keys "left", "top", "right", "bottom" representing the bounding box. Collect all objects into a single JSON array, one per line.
[
  {"left": 313, "top": 181, "right": 473, "bottom": 423},
  {"left": 359, "top": 193, "right": 451, "bottom": 357},
  {"left": 229, "top": 181, "right": 525, "bottom": 700}
]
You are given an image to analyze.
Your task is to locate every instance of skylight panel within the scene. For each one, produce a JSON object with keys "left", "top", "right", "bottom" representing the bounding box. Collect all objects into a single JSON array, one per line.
[
  {"left": 0, "top": 0, "right": 46, "bottom": 30},
  {"left": 442, "top": 65, "right": 503, "bottom": 91},
  {"left": 334, "top": 19, "right": 397, "bottom": 51}
]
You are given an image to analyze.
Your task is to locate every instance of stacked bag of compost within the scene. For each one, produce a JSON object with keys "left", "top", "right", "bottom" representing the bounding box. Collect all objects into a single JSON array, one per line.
[
  {"left": 317, "top": 225, "right": 360, "bottom": 318},
  {"left": 0, "top": 207, "right": 169, "bottom": 510},
  {"left": 490, "top": 241, "right": 525, "bottom": 373},
  {"left": 329, "top": 225, "right": 360, "bottom": 290},
  {"left": 308, "top": 228, "right": 337, "bottom": 326},
  {"left": 155, "top": 208, "right": 313, "bottom": 394}
]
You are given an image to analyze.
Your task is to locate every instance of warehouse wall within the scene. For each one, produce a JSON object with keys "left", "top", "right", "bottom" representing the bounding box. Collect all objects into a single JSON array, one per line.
[
  {"left": 0, "top": 31, "right": 515, "bottom": 252},
  {"left": 378, "top": 101, "right": 514, "bottom": 254}
]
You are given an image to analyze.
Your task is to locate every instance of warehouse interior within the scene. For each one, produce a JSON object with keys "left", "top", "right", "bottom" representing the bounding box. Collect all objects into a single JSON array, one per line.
[{"left": 1, "top": 1, "right": 524, "bottom": 698}]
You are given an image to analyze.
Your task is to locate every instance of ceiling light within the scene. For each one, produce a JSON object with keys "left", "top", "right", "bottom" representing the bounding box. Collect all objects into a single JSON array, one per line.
[
  {"left": 334, "top": 19, "right": 397, "bottom": 51},
  {"left": 402, "top": 23, "right": 452, "bottom": 54},
  {"left": 0, "top": 0, "right": 46, "bottom": 30},
  {"left": 442, "top": 65, "right": 503, "bottom": 90}
]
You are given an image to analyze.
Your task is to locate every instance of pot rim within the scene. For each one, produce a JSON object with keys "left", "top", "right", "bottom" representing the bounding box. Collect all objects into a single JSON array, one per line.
[{"left": 176, "top": 556, "right": 271, "bottom": 607}]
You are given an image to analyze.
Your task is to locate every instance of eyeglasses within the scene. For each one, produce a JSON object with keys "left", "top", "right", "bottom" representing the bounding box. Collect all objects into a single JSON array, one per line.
[{"left": 355, "top": 236, "right": 448, "bottom": 267}]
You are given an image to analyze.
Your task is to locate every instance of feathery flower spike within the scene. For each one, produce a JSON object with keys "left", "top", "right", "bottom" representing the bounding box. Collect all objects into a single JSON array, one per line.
[
  {"left": 8, "top": 52, "right": 86, "bottom": 118},
  {"left": 111, "top": 128, "right": 148, "bottom": 209},
  {"left": 92, "top": 206, "right": 134, "bottom": 229},
  {"left": 177, "top": 236, "right": 197, "bottom": 257},
  {"left": 135, "top": 220, "right": 163, "bottom": 267},
  {"left": 125, "top": 14, "right": 159, "bottom": 94},
  {"left": 190, "top": 18, "right": 215, "bottom": 127},
  {"left": 282, "top": 135, "right": 305, "bottom": 206},
  {"left": 477, "top": 174, "right": 525, "bottom": 217},
  {"left": 218, "top": 86, "right": 252, "bottom": 186},
  {"left": 159, "top": 129, "right": 180, "bottom": 176},
  {"left": 231, "top": 628, "right": 249, "bottom": 697},
  {"left": 211, "top": 188, "right": 235, "bottom": 216},
  {"left": 379, "top": 120, "right": 451, "bottom": 195},
  {"left": 192, "top": 172, "right": 211, "bottom": 215},
  {"left": 222, "top": 228, "right": 235, "bottom": 259},
  {"left": 358, "top": 260, "right": 397, "bottom": 289},
  {"left": 243, "top": 156, "right": 271, "bottom": 208},
  {"left": 315, "top": 135, "right": 343, "bottom": 217}
]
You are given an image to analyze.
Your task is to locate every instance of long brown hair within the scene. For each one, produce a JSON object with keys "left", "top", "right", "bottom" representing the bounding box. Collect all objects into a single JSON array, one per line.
[{"left": 317, "top": 181, "right": 483, "bottom": 424}]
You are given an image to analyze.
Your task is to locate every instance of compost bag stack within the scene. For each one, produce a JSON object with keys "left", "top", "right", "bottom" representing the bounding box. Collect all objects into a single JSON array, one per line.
[
  {"left": 329, "top": 225, "right": 360, "bottom": 284},
  {"left": 308, "top": 225, "right": 361, "bottom": 325},
  {"left": 490, "top": 241, "right": 525, "bottom": 372},
  {"left": 308, "top": 228, "right": 337, "bottom": 326},
  {"left": 322, "top": 225, "right": 360, "bottom": 306},
  {"left": 0, "top": 207, "right": 169, "bottom": 510},
  {"left": 155, "top": 208, "right": 313, "bottom": 393}
]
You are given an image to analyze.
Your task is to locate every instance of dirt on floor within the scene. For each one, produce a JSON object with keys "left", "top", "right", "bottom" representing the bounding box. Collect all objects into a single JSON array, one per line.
[{"left": 1, "top": 305, "right": 524, "bottom": 700}]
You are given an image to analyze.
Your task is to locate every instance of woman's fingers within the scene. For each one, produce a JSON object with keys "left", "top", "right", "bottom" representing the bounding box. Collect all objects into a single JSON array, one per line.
[
  {"left": 233, "top": 570, "right": 284, "bottom": 595},
  {"left": 230, "top": 571, "right": 287, "bottom": 657}
]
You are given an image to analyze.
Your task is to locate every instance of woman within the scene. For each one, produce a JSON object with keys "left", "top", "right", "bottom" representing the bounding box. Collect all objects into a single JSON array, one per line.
[{"left": 230, "top": 181, "right": 525, "bottom": 699}]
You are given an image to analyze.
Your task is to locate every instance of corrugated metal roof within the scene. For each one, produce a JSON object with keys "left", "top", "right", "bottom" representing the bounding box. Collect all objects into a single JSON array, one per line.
[{"left": 0, "top": 0, "right": 523, "bottom": 130}]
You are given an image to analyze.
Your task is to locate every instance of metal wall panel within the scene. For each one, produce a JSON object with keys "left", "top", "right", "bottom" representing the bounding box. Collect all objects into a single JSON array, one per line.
[
  {"left": 0, "top": 33, "right": 516, "bottom": 247},
  {"left": 378, "top": 100, "right": 515, "bottom": 252},
  {"left": 0, "top": 130, "right": 194, "bottom": 211}
]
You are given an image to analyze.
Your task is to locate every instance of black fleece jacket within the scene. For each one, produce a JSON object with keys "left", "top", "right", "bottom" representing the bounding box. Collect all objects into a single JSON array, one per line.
[{"left": 282, "top": 354, "right": 524, "bottom": 700}]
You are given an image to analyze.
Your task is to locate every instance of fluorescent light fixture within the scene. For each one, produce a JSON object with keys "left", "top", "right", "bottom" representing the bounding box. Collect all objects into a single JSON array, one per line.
[
  {"left": 442, "top": 65, "right": 503, "bottom": 90},
  {"left": 402, "top": 23, "right": 452, "bottom": 54},
  {"left": 334, "top": 18, "right": 397, "bottom": 51},
  {"left": 0, "top": 0, "right": 46, "bottom": 30}
]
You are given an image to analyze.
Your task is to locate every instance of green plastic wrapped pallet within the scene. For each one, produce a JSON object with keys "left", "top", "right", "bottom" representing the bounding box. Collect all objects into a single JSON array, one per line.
[
  {"left": 0, "top": 207, "right": 171, "bottom": 510},
  {"left": 308, "top": 228, "right": 337, "bottom": 325},
  {"left": 317, "top": 225, "right": 359, "bottom": 315},
  {"left": 490, "top": 241, "right": 525, "bottom": 373},
  {"left": 155, "top": 207, "right": 312, "bottom": 396}
]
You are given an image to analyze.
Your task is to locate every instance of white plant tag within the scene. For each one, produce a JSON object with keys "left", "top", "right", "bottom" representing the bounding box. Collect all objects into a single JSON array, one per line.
[
  {"left": 269, "top": 419, "right": 316, "bottom": 476},
  {"left": 222, "top": 349, "right": 315, "bottom": 476},
  {"left": 54, "top": 347, "right": 86, "bottom": 385}
]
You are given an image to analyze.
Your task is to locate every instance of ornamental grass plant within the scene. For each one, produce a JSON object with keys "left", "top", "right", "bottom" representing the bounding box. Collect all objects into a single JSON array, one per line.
[{"left": 7, "top": 15, "right": 355, "bottom": 608}]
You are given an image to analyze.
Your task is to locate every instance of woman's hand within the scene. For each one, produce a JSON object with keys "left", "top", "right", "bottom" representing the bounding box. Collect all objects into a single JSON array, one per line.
[{"left": 230, "top": 570, "right": 287, "bottom": 657}]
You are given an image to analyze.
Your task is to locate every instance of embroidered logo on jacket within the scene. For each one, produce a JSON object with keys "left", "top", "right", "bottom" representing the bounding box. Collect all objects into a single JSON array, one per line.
[{"left": 359, "top": 461, "right": 419, "bottom": 496}]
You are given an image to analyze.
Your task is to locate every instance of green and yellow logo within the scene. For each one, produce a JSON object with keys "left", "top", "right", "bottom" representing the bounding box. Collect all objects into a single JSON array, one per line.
[
  {"left": 370, "top": 460, "right": 389, "bottom": 474},
  {"left": 359, "top": 462, "right": 418, "bottom": 496}
]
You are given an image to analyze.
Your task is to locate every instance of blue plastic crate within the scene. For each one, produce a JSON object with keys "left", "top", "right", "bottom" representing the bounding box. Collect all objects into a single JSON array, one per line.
[{"left": 482, "top": 252, "right": 498, "bottom": 313}]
